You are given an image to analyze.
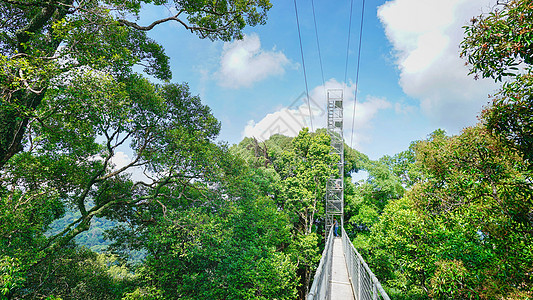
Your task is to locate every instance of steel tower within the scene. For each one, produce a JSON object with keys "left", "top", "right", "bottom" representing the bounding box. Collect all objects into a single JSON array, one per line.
[{"left": 325, "top": 89, "right": 344, "bottom": 234}]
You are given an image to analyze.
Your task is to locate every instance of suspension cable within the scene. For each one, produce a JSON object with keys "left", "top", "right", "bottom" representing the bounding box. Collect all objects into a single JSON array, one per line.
[
  {"left": 293, "top": 0, "right": 314, "bottom": 131},
  {"left": 344, "top": 0, "right": 355, "bottom": 86},
  {"left": 349, "top": 0, "right": 366, "bottom": 149},
  {"left": 311, "top": 0, "right": 325, "bottom": 88}
]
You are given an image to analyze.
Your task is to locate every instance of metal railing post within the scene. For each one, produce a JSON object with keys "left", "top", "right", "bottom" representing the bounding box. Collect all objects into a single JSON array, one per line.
[
  {"left": 341, "top": 227, "right": 390, "bottom": 300},
  {"left": 357, "top": 259, "right": 361, "bottom": 300},
  {"left": 307, "top": 227, "right": 335, "bottom": 300}
]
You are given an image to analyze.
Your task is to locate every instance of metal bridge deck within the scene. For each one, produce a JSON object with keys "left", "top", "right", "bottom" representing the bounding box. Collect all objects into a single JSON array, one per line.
[
  {"left": 308, "top": 228, "right": 390, "bottom": 300},
  {"left": 331, "top": 237, "right": 355, "bottom": 299}
]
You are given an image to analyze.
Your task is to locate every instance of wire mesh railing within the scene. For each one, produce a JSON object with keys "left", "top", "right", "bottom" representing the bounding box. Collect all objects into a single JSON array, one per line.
[
  {"left": 307, "top": 227, "right": 334, "bottom": 300},
  {"left": 342, "top": 227, "right": 390, "bottom": 300}
]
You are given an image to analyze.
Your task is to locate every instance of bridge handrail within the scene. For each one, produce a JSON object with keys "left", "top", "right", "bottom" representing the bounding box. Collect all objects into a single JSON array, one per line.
[
  {"left": 342, "top": 227, "right": 391, "bottom": 300},
  {"left": 307, "top": 226, "right": 334, "bottom": 300}
]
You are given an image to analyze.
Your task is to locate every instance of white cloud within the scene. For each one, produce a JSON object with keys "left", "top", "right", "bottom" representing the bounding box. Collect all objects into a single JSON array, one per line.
[
  {"left": 243, "top": 110, "right": 307, "bottom": 141},
  {"left": 378, "top": 0, "right": 499, "bottom": 132},
  {"left": 394, "top": 102, "right": 416, "bottom": 115},
  {"left": 109, "top": 151, "right": 137, "bottom": 173},
  {"left": 109, "top": 151, "right": 151, "bottom": 183},
  {"left": 216, "top": 34, "right": 291, "bottom": 88},
  {"left": 242, "top": 79, "right": 392, "bottom": 148}
]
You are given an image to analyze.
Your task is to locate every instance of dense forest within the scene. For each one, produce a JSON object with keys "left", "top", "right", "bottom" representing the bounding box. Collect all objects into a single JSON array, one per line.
[{"left": 1, "top": 0, "right": 532, "bottom": 299}]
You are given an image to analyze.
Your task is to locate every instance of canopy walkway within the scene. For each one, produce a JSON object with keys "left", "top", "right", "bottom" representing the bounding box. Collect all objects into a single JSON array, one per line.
[
  {"left": 309, "top": 89, "right": 390, "bottom": 299},
  {"left": 307, "top": 227, "right": 390, "bottom": 300}
]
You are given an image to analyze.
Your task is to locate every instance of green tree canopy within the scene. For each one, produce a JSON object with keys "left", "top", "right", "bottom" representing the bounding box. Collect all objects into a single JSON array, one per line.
[
  {"left": 461, "top": 0, "right": 533, "bottom": 167},
  {"left": 365, "top": 126, "right": 533, "bottom": 299},
  {"left": 107, "top": 148, "right": 299, "bottom": 300},
  {"left": 1, "top": 1, "right": 272, "bottom": 297},
  {"left": 232, "top": 129, "right": 339, "bottom": 299},
  {"left": 0, "top": 75, "right": 225, "bottom": 298},
  {"left": 0, "top": 0, "right": 272, "bottom": 167}
]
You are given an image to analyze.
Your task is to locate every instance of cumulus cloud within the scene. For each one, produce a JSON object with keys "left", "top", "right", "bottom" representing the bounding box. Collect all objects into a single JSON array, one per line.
[
  {"left": 109, "top": 151, "right": 151, "bottom": 183},
  {"left": 216, "top": 34, "right": 291, "bottom": 88},
  {"left": 378, "top": 0, "right": 498, "bottom": 131},
  {"left": 242, "top": 79, "right": 392, "bottom": 148},
  {"left": 109, "top": 151, "right": 131, "bottom": 170},
  {"left": 243, "top": 110, "right": 307, "bottom": 141}
]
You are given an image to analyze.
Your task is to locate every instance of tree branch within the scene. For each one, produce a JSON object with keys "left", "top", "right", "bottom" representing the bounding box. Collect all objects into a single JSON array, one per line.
[
  {"left": 117, "top": 12, "right": 232, "bottom": 37},
  {"left": 117, "top": 14, "right": 184, "bottom": 31},
  {"left": 15, "top": 3, "right": 57, "bottom": 48},
  {"left": 96, "top": 129, "right": 151, "bottom": 182},
  {"left": 0, "top": 0, "right": 55, "bottom": 7}
]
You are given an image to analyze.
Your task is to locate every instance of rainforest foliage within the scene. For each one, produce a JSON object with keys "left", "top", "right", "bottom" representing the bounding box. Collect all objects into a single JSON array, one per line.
[
  {"left": 349, "top": 126, "right": 532, "bottom": 299},
  {"left": 1, "top": 0, "right": 532, "bottom": 300},
  {"left": 344, "top": 1, "right": 533, "bottom": 299}
]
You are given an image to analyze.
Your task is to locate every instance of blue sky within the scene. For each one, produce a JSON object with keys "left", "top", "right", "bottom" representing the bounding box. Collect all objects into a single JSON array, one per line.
[{"left": 138, "top": 0, "right": 500, "bottom": 160}]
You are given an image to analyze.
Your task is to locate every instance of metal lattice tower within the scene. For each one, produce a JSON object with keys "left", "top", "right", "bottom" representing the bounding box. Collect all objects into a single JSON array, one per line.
[{"left": 325, "top": 89, "right": 344, "bottom": 234}]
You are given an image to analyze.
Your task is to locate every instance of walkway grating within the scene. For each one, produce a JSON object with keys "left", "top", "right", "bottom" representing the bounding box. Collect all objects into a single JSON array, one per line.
[{"left": 330, "top": 237, "right": 355, "bottom": 300}]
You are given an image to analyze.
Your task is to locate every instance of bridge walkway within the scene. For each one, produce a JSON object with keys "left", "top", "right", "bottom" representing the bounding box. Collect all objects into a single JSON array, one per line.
[
  {"left": 308, "top": 227, "right": 390, "bottom": 300},
  {"left": 330, "top": 236, "right": 355, "bottom": 299}
]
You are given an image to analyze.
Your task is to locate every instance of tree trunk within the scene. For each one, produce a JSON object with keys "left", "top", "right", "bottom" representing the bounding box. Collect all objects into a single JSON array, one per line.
[{"left": 0, "top": 92, "right": 44, "bottom": 168}]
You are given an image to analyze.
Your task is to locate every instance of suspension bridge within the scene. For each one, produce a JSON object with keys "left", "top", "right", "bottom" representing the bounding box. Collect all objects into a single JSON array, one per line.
[
  {"left": 307, "top": 90, "right": 390, "bottom": 300},
  {"left": 293, "top": 0, "right": 389, "bottom": 297}
]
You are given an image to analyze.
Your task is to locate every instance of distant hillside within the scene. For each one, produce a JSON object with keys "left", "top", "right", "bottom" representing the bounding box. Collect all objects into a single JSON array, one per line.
[{"left": 47, "top": 209, "right": 115, "bottom": 253}]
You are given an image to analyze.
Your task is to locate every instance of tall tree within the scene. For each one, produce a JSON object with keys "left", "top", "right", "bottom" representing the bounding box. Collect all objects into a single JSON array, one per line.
[
  {"left": 0, "top": 77, "right": 222, "bottom": 298},
  {"left": 264, "top": 129, "right": 336, "bottom": 298},
  {"left": 275, "top": 129, "right": 336, "bottom": 235},
  {"left": 0, "top": 0, "right": 272, "bottom": 168},
  {"left": 107, "top": 147, "right": 299, "bottom": 300},
  {"left": 461, "top": 0, "right": 533, "bottom": 167},
  {"left": 233, "top": 129, "right": 339, "bottom": 299},
  {"left": 1, "top": 1, "right": 272, "bottom": 297},
  {"left": 366, "top": 126, "right": 533, "bottom": 299}
]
